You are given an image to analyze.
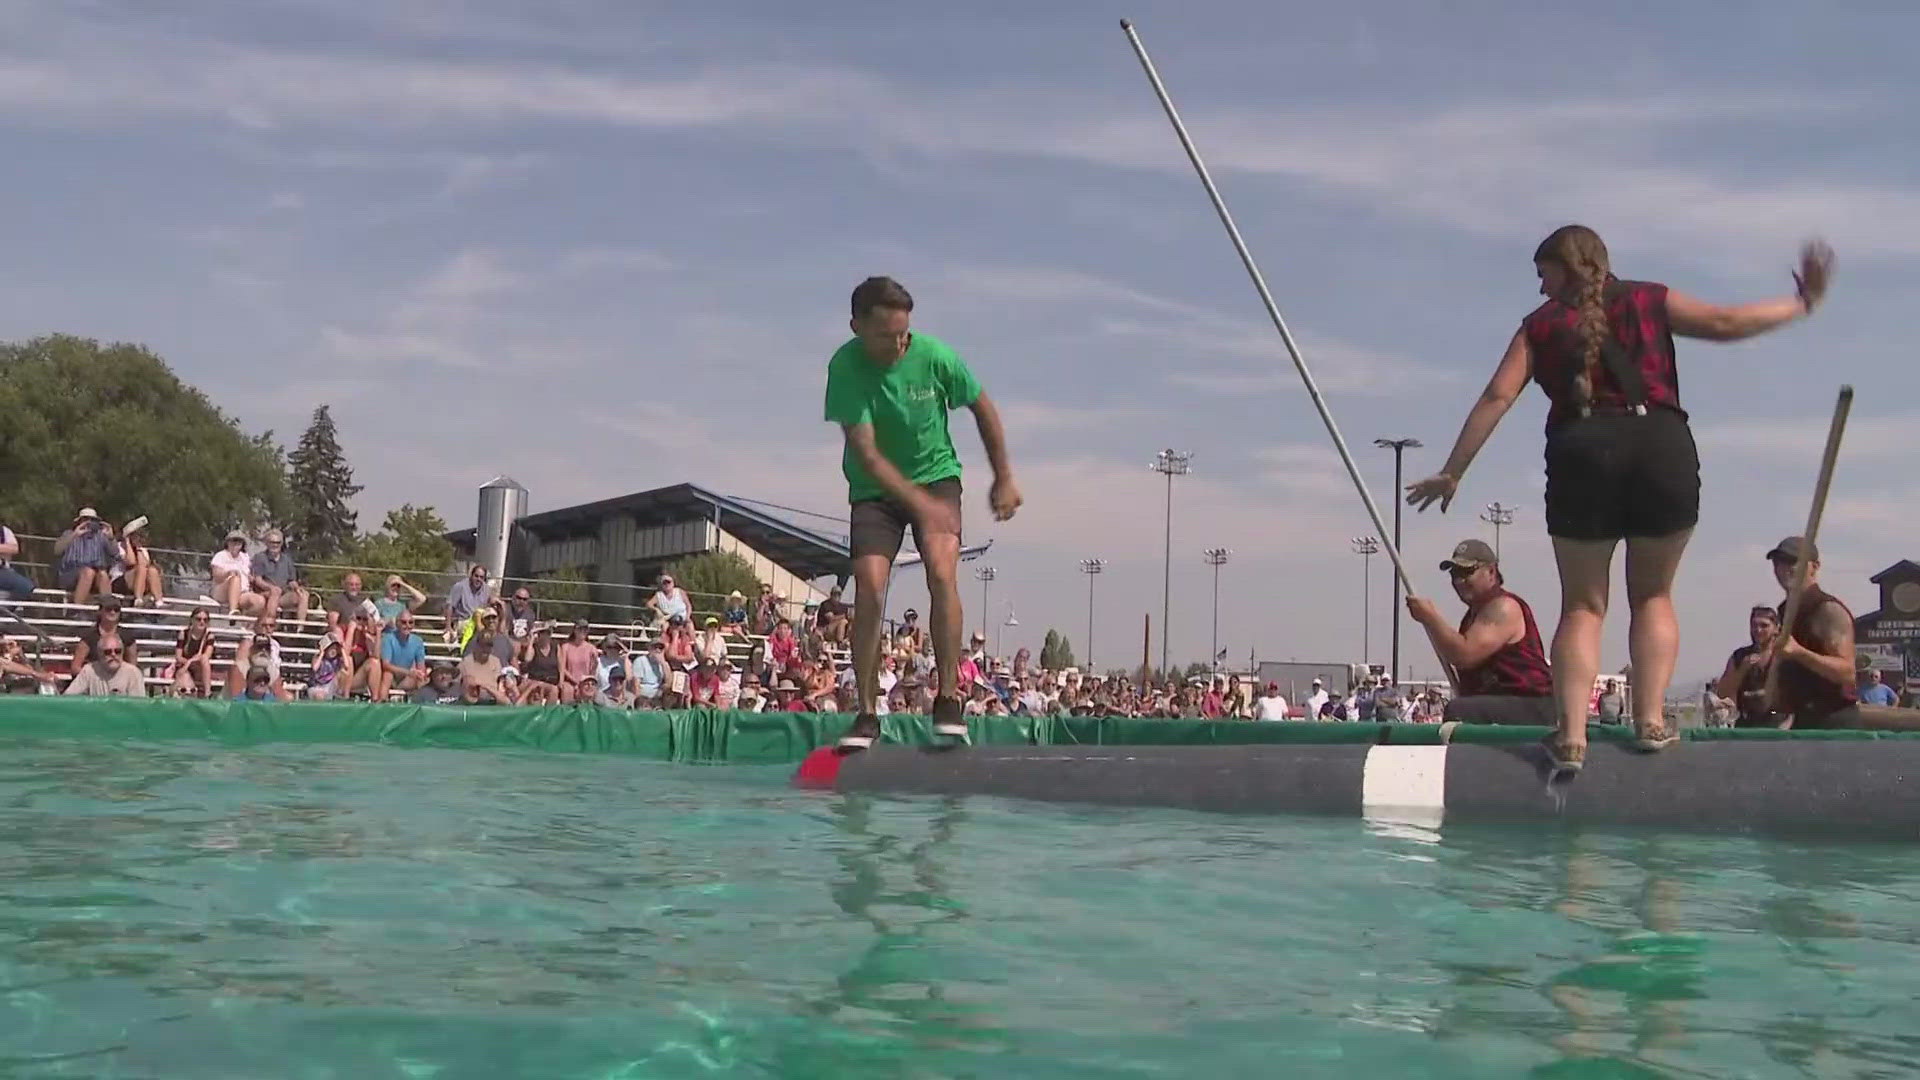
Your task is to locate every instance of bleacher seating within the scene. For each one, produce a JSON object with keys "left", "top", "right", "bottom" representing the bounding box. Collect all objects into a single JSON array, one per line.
[{"left": 3, "top": 588, "right": 851, "bottom": 700}]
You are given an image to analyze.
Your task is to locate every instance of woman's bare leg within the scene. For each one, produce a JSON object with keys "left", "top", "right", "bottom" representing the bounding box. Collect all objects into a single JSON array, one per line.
[
  {"left": 1624, "top": 529, "right": 1692, "bottom": 734},
  {"left": 1550, "top": 537, "right": 1618, "bottom": 750}
]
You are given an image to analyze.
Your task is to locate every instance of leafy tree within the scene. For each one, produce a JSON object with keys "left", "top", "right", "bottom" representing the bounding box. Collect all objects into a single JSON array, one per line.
[
  {"left": 0, "top": 335, "right": 289, "bottom": 554},
  {"left": 307, "top": 505, "right": 455, "bottom": 592},
  {"left": 1039, "top": 629, "right": 1078, "bottom": 671},
  {"left": 534, "top": 566, "right": 594, "bottom": 625},
  {"left": 663, "top": 550, "right": 764, "bottom": 619},
  {"left": 1182, "top": 661, "right": 1213, "bottom": 682},
  {"left": 285, "top": 405, "right": 361, "bottom": 560}
]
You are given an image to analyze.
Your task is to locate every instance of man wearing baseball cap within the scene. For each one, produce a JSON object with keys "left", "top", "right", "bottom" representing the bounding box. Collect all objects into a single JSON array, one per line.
[
  {"left": 1760, "top": 536, "right": 1859, "bottom": 728},
  {"left": 1407, "top": 539, "right": 1555, "bottom": 728}
]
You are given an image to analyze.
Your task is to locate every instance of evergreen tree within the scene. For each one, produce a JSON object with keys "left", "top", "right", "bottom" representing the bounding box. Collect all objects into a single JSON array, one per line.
[
  {"left": 1055, "top": 634, "right": 1076, "bottom": 671},
  {"left": 285, "top": 405, "right": 361, "bottom": 559},
  {"left": 1040, "top": 629, "right": 1063, "bottom": 670}
]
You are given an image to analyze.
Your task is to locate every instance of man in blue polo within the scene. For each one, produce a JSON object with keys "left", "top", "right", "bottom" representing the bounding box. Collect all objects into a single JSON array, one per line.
[{"left": 823, "top": 276, "right": 1021, "bottom": 749}]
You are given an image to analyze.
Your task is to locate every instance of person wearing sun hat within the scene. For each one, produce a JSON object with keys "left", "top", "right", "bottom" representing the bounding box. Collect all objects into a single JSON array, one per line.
[{"left": 53, "top": 507, "right": 118, "bottom": 604}]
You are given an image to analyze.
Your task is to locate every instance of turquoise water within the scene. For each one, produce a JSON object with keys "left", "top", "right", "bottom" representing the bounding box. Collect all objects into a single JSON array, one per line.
[{"left": 1, "top": 740, "right": 1917, "bottom": 1079}]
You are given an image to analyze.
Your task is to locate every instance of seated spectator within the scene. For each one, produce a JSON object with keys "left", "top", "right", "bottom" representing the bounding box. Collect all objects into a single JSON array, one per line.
[
  {"left": 458, "top": 635, "right": 512, "bottom": 704},
  {"left": 751, "top": 583, "right": 782, "bottom": 636},
  {"left": 662, "top": 667, "right": 689, "bottom": 709},
  {"left": 64, "top": 632, "right": 145, "bottom": 696},
  {"left": 558, "top": 620, "right": 598, "bottom": 703},
  {"left": 457, "top": 608, "right": 512, "bottom": 665},
  {"left": 74, "top": 594, "right": 142, "bottom": 669},
  {"left": 209, "top": 530, "right": 263, "bottom": 616},
  {"left": 572, "top": 674, "right": 601, "bottom": 705},
  {"left": 340, "top": 609, "right": 383, "bottom": 699},
  {"left": 235, "top": 668, "right": 279, "bottom": 702},
  {"left": 736, "top": 673, "right": 765, "bottom": 713},
  {"left": 249, "top": 530, "right": 311, "bottom": 623},
  {"left": 374, "top": 575, "right": 427, "bottom": 626},
  {"left": 595, "top": 634, "right": 630, "bottom": 688},
  {"left": 54, "top": 508, "right": 118, "bottom": 605},
  {"left": 815, "top": 586, "right": 850, "bottom": 645},
  {"left": 689, "top": 656, "right": 722, "bottom": 706},
  {"left": 895, "top": 608, "right": 925, "bottom": 655},
  {"left": 768, "top": 618, "right": 799, "bottom": 674},
  {"left": 444, "top": 564, "right": 495, "bottom": 641},
  {"left": 774, "top": 676, "right": 808, "bottom": 712},
  {"left": 326, "top": 573, "right": 376, "bottom": 635},
  {"left": 0, "top": 520, "right": 33, "bottom": 602},
  {"left": 803, "top": 661, "right": 836, "bottom": 711},
  {"left": 499, "top": 666, "right": 524, "bottom": 705},
  {"left": 0, "top": 638, "right": 57, "bottom": 693},
  {"left": 306, "top": 640, "right": 351, "bottom": 701},
  {"left": 630, "top": 639, "right": 667, "bottom": 708},
  {"left": 518, "top": 624, "right": 563, "bottom": 705},
  {"left": 695, "top": 617, "right": 729, "bottom": 665},
  {"left": 716, "top": 659, "right": 741, "bottom": 709},
  {"left": 377, "top": 612, "right": 431, "bottom": 702},
  {"left": 647, "top": 573, "right": 691, "bottom": 627},
  {"left": 114, "top": 516, "right": 165, "bottom": 608},
  {"left": 596, "top": 670, "right": 631, "bottom": 708},
  {"left": 227, "top": 621, "right": 292, "bottom": 701},
  {"left": 500, "top": 586, "right": 539, "bottom": 655},
  {"left": 721, "top": 591, "right": 749, "bottom": 637},
  {"left": 661, "top": 614, "right": 696, "bottom": 670},
  {"left": 411, "top": 664, "right": 460, "bottom": 705},
  {"left": 170, "top": 608, "right": 217, "bottom": 697}
]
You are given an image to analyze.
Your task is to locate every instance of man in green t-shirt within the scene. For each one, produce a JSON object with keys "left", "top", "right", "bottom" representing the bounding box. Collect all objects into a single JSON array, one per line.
[{"left": 823, "top": 275, "right": 1021, "bottom": 749}]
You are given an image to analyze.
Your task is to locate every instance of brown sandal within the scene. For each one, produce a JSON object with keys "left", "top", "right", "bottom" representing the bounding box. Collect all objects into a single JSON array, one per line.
[
  {"left": 1542, "top": 733, "right": 1586, "bottom": 774},
  {"left": 1633, "top": 719, "right": 1678, "bottom": 752}
]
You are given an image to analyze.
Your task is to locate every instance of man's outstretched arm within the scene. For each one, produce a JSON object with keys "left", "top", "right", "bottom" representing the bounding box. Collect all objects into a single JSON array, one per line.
[{"left": 968, "top": 392, "right": 1021, "bottom": 520}]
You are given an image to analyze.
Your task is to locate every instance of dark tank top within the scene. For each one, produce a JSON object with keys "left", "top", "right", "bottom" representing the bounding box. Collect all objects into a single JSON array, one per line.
[
  {"left": 525, "top": 641, "right": 560, "bottom": 684},
  {"left": 1457, "top": 588, "right": 1553, "bottom": 697},
  {"left": 1776, "top": 585, "right": 1857, "bottom": 723}
]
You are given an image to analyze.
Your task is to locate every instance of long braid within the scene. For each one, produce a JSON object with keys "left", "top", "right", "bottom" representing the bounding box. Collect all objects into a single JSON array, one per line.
[{"left": 1534, "top": 225, "right": 1614, "bottom": 408}]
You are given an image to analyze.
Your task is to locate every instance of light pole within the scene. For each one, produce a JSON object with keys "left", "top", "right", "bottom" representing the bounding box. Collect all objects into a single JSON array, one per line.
[
  {"left": 1481, "top": 502, "right": 1517, "bottom": 559},
  {"left": 1149, "top": 448, "right": 1193, "bottom": 675},
  {"left": 1203, "top": 548, "right": 1231, "bottom": 674},
  {"left": 1375, "top": 437, "right": 1421, "bottom": 682},
  {"left": 1351, "top": 536, "right": 1379, "bottom": 667},
  {"left": 973, "top": 566, "right": 996, "bottom": 646},
  {"left": 1079, "top": 558, "right": 1106, "bottom": 671},
  {"left": 1001, "top": 605, "right": 1018, "bottom": 657}
]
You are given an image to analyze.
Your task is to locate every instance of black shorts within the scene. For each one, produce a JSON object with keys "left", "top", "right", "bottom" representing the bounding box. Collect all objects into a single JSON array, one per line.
[
  {"left": 849, "top": 478, "right": 962, "bottom": 561},
  {"left": 1544, "top": 408, "right": 1699, "bottom": 541}
]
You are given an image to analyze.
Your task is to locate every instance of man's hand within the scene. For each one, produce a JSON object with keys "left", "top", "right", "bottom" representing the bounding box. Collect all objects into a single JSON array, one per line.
[
  {"left": 1406, "top": 596, "right": 1443, "bottom": 628},
  {"left": 989, "top": 475, "right": 1023, "bottom": 522},
  {"left": 912, "top": 492, "right": 962, "bottom": 536}
]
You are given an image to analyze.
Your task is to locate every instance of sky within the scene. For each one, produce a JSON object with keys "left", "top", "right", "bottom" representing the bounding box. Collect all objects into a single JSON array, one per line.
[{"left": 2, "top": 0, "right": 1916, "bottom": 685}]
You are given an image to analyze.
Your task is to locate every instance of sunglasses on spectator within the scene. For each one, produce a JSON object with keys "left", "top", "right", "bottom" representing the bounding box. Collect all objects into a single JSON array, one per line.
[
  {"left": 99, "top": 648, "right": 123, "bottom": 658},
  {"left": 513, "top": 593, "right": 530, "bottom": 601}
]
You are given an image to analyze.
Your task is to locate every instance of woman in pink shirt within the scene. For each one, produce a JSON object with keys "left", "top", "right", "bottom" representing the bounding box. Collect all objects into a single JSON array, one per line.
[{"left": 558, "top": 619, "right": 599, "bottom": 703}]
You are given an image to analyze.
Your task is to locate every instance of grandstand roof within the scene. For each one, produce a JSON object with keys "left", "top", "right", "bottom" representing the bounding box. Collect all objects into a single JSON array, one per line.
[{"left": 447, "top": 482, "right": 850, "bottom": 581}]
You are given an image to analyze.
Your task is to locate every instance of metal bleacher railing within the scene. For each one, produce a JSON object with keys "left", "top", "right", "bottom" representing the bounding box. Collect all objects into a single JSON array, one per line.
[{"left": 3, "top": 537, "right": 848, "bottom": 698}]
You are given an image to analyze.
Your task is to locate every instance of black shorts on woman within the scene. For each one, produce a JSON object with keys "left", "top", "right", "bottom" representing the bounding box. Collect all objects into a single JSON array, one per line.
[{"left": 1528, "top": 278, "right": 1700, "bottom": 542}]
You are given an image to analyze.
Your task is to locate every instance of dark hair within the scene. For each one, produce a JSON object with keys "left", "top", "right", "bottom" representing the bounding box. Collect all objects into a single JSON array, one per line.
[
  {"left": 1749, "top": 605, "right": 1780, "bottom": 623},
  {"left": 1532, "top": 225, "right": 1612, "bottom": 408},
  {"left": 851, "top": 276, "right": 913, "bottom": 319}
]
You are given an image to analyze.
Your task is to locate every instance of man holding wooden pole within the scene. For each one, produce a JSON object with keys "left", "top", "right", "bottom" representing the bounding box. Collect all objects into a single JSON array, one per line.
[{"left": 1762, "top": 536, "right": 1861, "bottom": 728}]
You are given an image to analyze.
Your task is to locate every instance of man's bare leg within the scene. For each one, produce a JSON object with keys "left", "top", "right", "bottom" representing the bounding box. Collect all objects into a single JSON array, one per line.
[
  {"left": 850, "top": 555, "right": 892, "bottom": 714},
  {"left": 918, "top": 532, "right": 964, "bottom": 732}
]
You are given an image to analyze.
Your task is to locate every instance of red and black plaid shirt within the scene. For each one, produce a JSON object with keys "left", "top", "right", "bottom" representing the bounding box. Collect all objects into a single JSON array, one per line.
[{"left": 1523, "top": 278, "right": 1685, "bottom": 431}]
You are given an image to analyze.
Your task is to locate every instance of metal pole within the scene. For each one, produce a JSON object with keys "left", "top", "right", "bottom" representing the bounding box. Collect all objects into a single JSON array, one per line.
[
  {"left": 1351, "top": 537, "right": 1379, "bottom": 667},
  {"left": 1149, "top": 449, "right": 1190, "bottom": 675},
  {"left": 1120, "top": 20, "right": 1419, "bottom": 599},
  {"left": 1481, "top": 502, "right": 1516, "bottom": 560},
  {"left": 1203, "top": 547, "right": 1230, "bottom": 674},
  {"left": 1081, "top": 558, "right": 1105, "bottom": 672},
  {"left": 974, "top": 566, "right": 996, "bottom": 651},
  {"left": 1376, "top": 437, "right": 1421, "bottom": 683}
]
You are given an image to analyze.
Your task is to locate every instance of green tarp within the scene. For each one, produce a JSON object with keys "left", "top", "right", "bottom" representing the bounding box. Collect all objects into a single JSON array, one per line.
[{"left": 0, "top": 698, "right": 1908, "bottom": 764}]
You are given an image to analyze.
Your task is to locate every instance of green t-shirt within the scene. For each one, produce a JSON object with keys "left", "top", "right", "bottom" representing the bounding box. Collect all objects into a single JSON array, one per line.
[{"left": 823, "top": 332, "right": 982, "bottom": 503}]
